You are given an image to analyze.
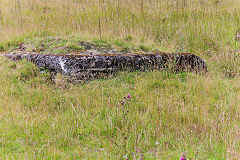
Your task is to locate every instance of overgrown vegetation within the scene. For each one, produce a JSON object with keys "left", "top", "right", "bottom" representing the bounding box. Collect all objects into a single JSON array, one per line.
[
  {"left": 0, "top": 35, "right": 155, "bottom": 54},
  {"left": 0, "top": 0, "right": 240, "bottom": 159}
]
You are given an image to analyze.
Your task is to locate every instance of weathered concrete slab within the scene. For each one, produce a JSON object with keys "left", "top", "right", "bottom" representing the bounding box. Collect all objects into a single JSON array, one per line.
[{"left": 3, "top": 52, "right": 207, "bottom": 81}]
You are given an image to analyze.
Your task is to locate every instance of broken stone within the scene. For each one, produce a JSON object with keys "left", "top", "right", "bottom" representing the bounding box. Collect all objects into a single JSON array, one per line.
[{"left": 4, "top": 52, "right": 207, "bottom": 82}]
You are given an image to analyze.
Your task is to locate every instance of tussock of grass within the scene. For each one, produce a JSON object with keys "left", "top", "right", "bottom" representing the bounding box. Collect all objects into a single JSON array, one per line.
[{"left": 0, "top": 35, "right": 157, "bottom": 54}]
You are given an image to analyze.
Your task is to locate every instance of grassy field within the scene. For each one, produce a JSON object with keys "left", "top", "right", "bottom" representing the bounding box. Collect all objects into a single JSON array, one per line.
[{"left": 0, "top": 0, "right": 240, "bottom": 159}]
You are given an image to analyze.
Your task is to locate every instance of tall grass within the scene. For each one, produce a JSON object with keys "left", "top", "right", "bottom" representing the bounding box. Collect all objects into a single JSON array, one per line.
[
  {"left": 0, "top": 0, "right": 240, "bottom": 75},
  {"left": 0, "top": 0, "right": 239, "bottom": 51},
  {"left": 0, "top": 0, "right": 240, "bottom": 159}
]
